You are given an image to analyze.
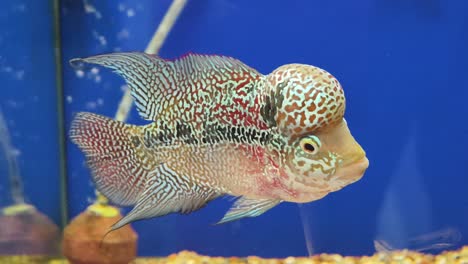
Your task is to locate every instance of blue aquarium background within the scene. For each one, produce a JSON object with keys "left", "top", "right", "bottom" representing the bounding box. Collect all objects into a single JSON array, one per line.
[{"left": 0, "top": 0, "right": 467, "bottom": 258}]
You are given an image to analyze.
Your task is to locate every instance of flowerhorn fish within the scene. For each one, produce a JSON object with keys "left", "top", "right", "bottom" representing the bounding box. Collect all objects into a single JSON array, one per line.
[{"left": 69, "top": 52, "right": 369, "bottom": 231}]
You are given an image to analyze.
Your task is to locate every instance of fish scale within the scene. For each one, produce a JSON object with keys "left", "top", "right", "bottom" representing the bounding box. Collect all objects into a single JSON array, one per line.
[{"left": 70, "top": 52, "right": 368, "bottom": 230}]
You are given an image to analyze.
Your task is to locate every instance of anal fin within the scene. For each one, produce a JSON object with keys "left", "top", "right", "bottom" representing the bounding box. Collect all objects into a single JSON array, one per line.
[
  {"left": 217, "top": 197, "right": 281, "bottom": 224},
  {"left": 110, "top": 163, "right": 219, "bottom": 231}
]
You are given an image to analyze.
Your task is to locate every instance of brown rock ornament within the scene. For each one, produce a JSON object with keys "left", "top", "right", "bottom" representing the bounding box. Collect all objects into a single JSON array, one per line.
[
  {"left": 62, "top": 201, "right": 138, "bottom": 264},
  {"left": 0, "top": 204, "right": 60, "bottom": 256}
]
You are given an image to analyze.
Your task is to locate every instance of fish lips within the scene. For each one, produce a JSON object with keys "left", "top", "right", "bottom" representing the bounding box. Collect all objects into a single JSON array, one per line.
[{"left": 334, "top": 156, "right": 369, "bottom": 183}]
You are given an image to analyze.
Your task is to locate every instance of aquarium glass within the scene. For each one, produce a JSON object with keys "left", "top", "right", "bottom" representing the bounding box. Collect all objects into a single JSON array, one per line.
[
  {"left": 1, "top": 0, "right": 467, "bottom": 260},
  {"left": 0, "top": 0, "right": 62, "bottom": 256}
]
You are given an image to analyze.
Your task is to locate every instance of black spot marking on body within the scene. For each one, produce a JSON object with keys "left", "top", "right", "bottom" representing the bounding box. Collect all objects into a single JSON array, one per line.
[
  {"left": 261, "top": 94, "right": 277, "bottom": 128},
  {"left": 131, "top": 136, "right": 141, "bottom": 147}
]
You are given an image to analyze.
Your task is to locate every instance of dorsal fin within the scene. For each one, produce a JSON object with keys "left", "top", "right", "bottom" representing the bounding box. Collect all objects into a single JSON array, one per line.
[
  {"left": 70, "top": 52, "right": 261, "bottom": 122},
  {"left": 173, "top": 53, "right": 254, "bottom": 73}
]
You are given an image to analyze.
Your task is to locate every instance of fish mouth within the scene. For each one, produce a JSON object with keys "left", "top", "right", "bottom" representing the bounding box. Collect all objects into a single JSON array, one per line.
[
  {"left": 293, "top": 157, "right": 369, "bottom": 203},
  {"left": 334, "top": 156, "right": 369, "bottom": 182}
]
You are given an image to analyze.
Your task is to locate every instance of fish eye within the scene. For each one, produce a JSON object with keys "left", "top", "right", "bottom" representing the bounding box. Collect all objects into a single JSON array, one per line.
[{"left": 300, "top": 136, "right": 321, "bottom": 155}]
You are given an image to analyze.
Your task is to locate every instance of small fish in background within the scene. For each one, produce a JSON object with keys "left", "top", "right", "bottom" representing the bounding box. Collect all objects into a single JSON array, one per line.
[
  {"left": 69, "top": 52, "right": 369, "bottom": 231},
  {"left": 374, "top": 227, "right": 462, "bottom": 254}
]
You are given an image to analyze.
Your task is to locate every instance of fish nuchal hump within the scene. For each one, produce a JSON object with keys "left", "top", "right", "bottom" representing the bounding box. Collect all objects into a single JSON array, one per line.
[{"left": 71, "top": 52, "right": 262, "bottom": 123}]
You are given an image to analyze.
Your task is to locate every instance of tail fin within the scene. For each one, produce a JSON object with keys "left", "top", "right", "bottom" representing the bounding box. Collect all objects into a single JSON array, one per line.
[{"left": 70, "top": 112, "right": 151, "bottom": 206}]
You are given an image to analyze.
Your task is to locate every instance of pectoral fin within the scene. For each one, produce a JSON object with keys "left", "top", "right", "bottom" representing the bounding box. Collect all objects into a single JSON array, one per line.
[{"left": 217, "top": 197, "right": 281, "bottom": 224}]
